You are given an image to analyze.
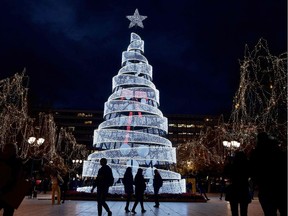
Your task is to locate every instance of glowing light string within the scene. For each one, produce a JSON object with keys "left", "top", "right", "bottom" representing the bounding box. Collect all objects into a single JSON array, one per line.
[
  {"left": 79, "top": 32, "right": 186, "bottom": 194},
  {"left": 175, "top": 39, "right": 287, "bottom": 174}
]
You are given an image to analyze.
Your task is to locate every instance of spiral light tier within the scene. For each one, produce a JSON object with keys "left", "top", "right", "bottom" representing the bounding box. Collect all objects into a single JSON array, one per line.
[{"left": 78, "top": 33, "right": 186, "bottom": 194}]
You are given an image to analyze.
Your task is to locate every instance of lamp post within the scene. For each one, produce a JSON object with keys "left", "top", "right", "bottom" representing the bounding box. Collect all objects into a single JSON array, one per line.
[
  {"left": 72, "top": 159, "right": 83, "bottom": 176},
  {"left": 222, "top": 140, "right": 240, "bottom": 156},
  {"left": 28, "top": 136, "right": 45, "bottom": 176}
]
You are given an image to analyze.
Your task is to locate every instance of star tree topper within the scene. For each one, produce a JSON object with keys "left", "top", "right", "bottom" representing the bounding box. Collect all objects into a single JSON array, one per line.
[{"left": 126, "top": 9, "right": 147, "bottom": 28}]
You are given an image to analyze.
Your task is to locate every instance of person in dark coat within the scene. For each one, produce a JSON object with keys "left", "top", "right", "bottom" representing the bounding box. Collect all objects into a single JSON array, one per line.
[
  {"left": 60, "top": 172, "right": 69, "bottom": 204},
  {"left": 153, "top": 169, "right": 163, "bottom": 208},
  {"left": 197, "top": 178, "right": 210, "bottom": 200},
  {"left": 122, "top": 167, "right": 134, "bottom": 213},
  {"left": 250, "top": 132, "right": 287, "bottom": 216},
  {"left": 91, "top": 158, "right": 113, "bottom": 216},
  {"left": 0, "top": 143, "right": 26, "bottom": 216},
  {"left": 224, "top": 151, "right": 251, "bottom": 216},
  {"left": 131, "top": 168, "right": 146, "bottom": 214},
  {"left": 219, "top": 177, "right": 226, "bottom": 200}
]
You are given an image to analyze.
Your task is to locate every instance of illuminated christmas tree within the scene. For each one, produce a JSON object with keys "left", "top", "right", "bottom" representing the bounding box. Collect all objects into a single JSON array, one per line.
[{"left": 79, "top": 9, "right": 186, "bottom": 194}]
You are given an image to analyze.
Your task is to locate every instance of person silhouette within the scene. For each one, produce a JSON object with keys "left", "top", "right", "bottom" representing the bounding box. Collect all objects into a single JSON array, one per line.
[
  {"left": 197, "top": 178, "right": 210, "bottom": 200},
  {"left": 131, "top": 168, "right": 146, "bottom": 214},
  {"left": 60, "top": 172, "right": 69, "bottom": 204},
  {"left": 0, "top": 143, "right": 27, "bottom": 216},
  {"left": 224, "top": 151, "right": 251, "bottom": 216},
  {"left": 153, "top": 169, "right": 163, "bottom": 208},
  {"left": 91, "top": 158, "right": 113, "bottom": 216},
  {"left": 250, "top": 132, "right": 287, "bottom": 216},
  {"left": 122, "top": 167, "right": 134, "bottom": 213},
  {"left": 219, "top": 177, "right": 226, "bottom": 200},
  {"left": 50, "top": 171, "right": 63, "bottom": 205}
]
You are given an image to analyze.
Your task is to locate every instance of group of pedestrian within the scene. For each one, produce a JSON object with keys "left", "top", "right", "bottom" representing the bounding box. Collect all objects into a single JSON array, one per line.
[
  {"left": 91, "top": 158, "right": 163, "bottom": 216},
  {"left": 222, "top": 132, "right": 287, "bottom": 216},
  {"left": 122, "top": 167, "right": 163, "bottom": 214}
]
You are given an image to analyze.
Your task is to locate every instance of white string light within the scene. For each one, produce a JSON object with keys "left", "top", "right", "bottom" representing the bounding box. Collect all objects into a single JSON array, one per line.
[
  {"left": 176, "top": 39, "right": 287, "bottom": 174},
  {"left": 80, "top": 33, "right": 186, "bottom": 194}
]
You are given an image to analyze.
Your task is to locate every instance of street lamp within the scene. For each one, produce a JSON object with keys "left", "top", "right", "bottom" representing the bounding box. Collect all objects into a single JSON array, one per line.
[
  {"left": 72, "top": 159, "right": 83, "bottom": 164},
  {"left": 223, "top": 140, "right": 240, "bottom": 156},
  {"left": 72, "top": 159, "right": 83, "bottom": 176},
  {"left": 28, "top": 136, "right": 45, "bottom": 146},
  {"left": 27, "top": 136, "right": 45, "bottom": 177}
]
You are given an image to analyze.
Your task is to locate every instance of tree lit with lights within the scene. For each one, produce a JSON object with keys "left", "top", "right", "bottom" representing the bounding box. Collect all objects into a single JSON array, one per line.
[
  {"left": 0, "top": 71, "right": 88, "bottom": 175},
  {"left": 176, "top": 39, "right": 287, "bottom": 174}
]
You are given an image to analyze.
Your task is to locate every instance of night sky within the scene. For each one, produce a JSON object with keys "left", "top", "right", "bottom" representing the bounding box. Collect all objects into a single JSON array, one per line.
[{"left": 0, "top": 0, "right": 286, "bottom": 116}]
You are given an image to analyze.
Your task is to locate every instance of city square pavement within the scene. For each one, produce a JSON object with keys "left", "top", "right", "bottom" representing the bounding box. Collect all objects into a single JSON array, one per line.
[{"left": 1, "top": 193, "right": 276, "bottom": 216}]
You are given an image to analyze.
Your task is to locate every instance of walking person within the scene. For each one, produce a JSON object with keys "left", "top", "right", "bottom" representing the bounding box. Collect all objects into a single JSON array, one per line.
[
  {"left": 224, "top": 151, "right": 251, "bottom": 216},
  {"left": 219, "top": 177, "right": 226, "bottom": 200},
  {"left": 153, "top": 169, "right": 163, "bottom": 208},
  {"left": 197, "top": 178, "right": 210, "bottom": 200},
  {"left": 122, "top": 167, "right": 134, "bottom": 213},
  {"left": 91, "top": 158, "right": 114, "bottom": 216},
  {"left": 131, "top": 168, "right": 146, "bottom": 214},
  {"left": 50, "top": 171, "right": 63, "bottom": 205},
  {"left": 250, "top": 132, "right": 287, "bottom": 216},
  {"left": 60, "top": 172, "right": 69, "bottom": 204}
]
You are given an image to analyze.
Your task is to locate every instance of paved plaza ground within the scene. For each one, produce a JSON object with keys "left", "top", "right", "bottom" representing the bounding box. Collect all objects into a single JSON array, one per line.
[{"left": 1, "top": 192, "right": 276, "bottom": 216}]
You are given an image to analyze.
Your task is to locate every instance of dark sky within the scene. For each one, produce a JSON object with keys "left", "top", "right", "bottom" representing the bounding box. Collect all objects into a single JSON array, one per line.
[{"left": 0, "top": 0, "right": 286, "bottom": 115}]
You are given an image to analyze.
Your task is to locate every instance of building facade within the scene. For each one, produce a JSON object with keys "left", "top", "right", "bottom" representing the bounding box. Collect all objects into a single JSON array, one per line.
[{"left": 48, "top": 109, "right": 220, "bottom": 149}]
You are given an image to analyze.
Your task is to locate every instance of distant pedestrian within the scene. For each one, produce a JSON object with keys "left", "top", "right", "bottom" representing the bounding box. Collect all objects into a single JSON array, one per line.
[
  {"left": 42, "top": 177, "right": 49, "bottom": 194},
  {"left": 250, "top": 132, "right": 287, "bottom": 216},
  {"left": 60, "top": 172, "right": 69, "bottom": 204},
  {"left": 131, "top": 168, "right": 146, "bottom": 214},
  {"left": 91, "top": 158, "right": 114, "bottom": 216},
  {"left": 122, "top": 167, "right": 134, "bottom": 213},
  {"left": 219, "top": 177, "right": 226, "bottom": 200},
  {"left": 224, "top": 151, "right": 251, "bottom": 216},
  {"left": 248, "top": 178, "right": 254, "bottom": 200},
  {"left": 28, "top": 176, "right": 36, "bottom": 199},
  {"left": 197, "top": 178, "right": 209, "bottom": 200},
  {"left": 153, "top": 169, "right": 163, "bottom": 208},
  {"left": 50, "top": 171, "right": 63, "bottom": 205}
]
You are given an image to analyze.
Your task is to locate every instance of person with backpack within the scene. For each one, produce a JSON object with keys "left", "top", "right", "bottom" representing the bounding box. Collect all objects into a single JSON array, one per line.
[
  {"left": 153, "top": 169, "right": 163, "bottom": 208},
  {"left": 91, "top": 158, "right": 114, "bottom": 216}
]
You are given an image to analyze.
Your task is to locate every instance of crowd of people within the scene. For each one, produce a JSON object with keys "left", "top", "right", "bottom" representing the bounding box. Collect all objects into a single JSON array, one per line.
[
  {"left": 221, "top": 132, "right": 287, "bottom": 216},
  {"left": 0, "top": 131, "right": 287, "bottom": 216}
]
